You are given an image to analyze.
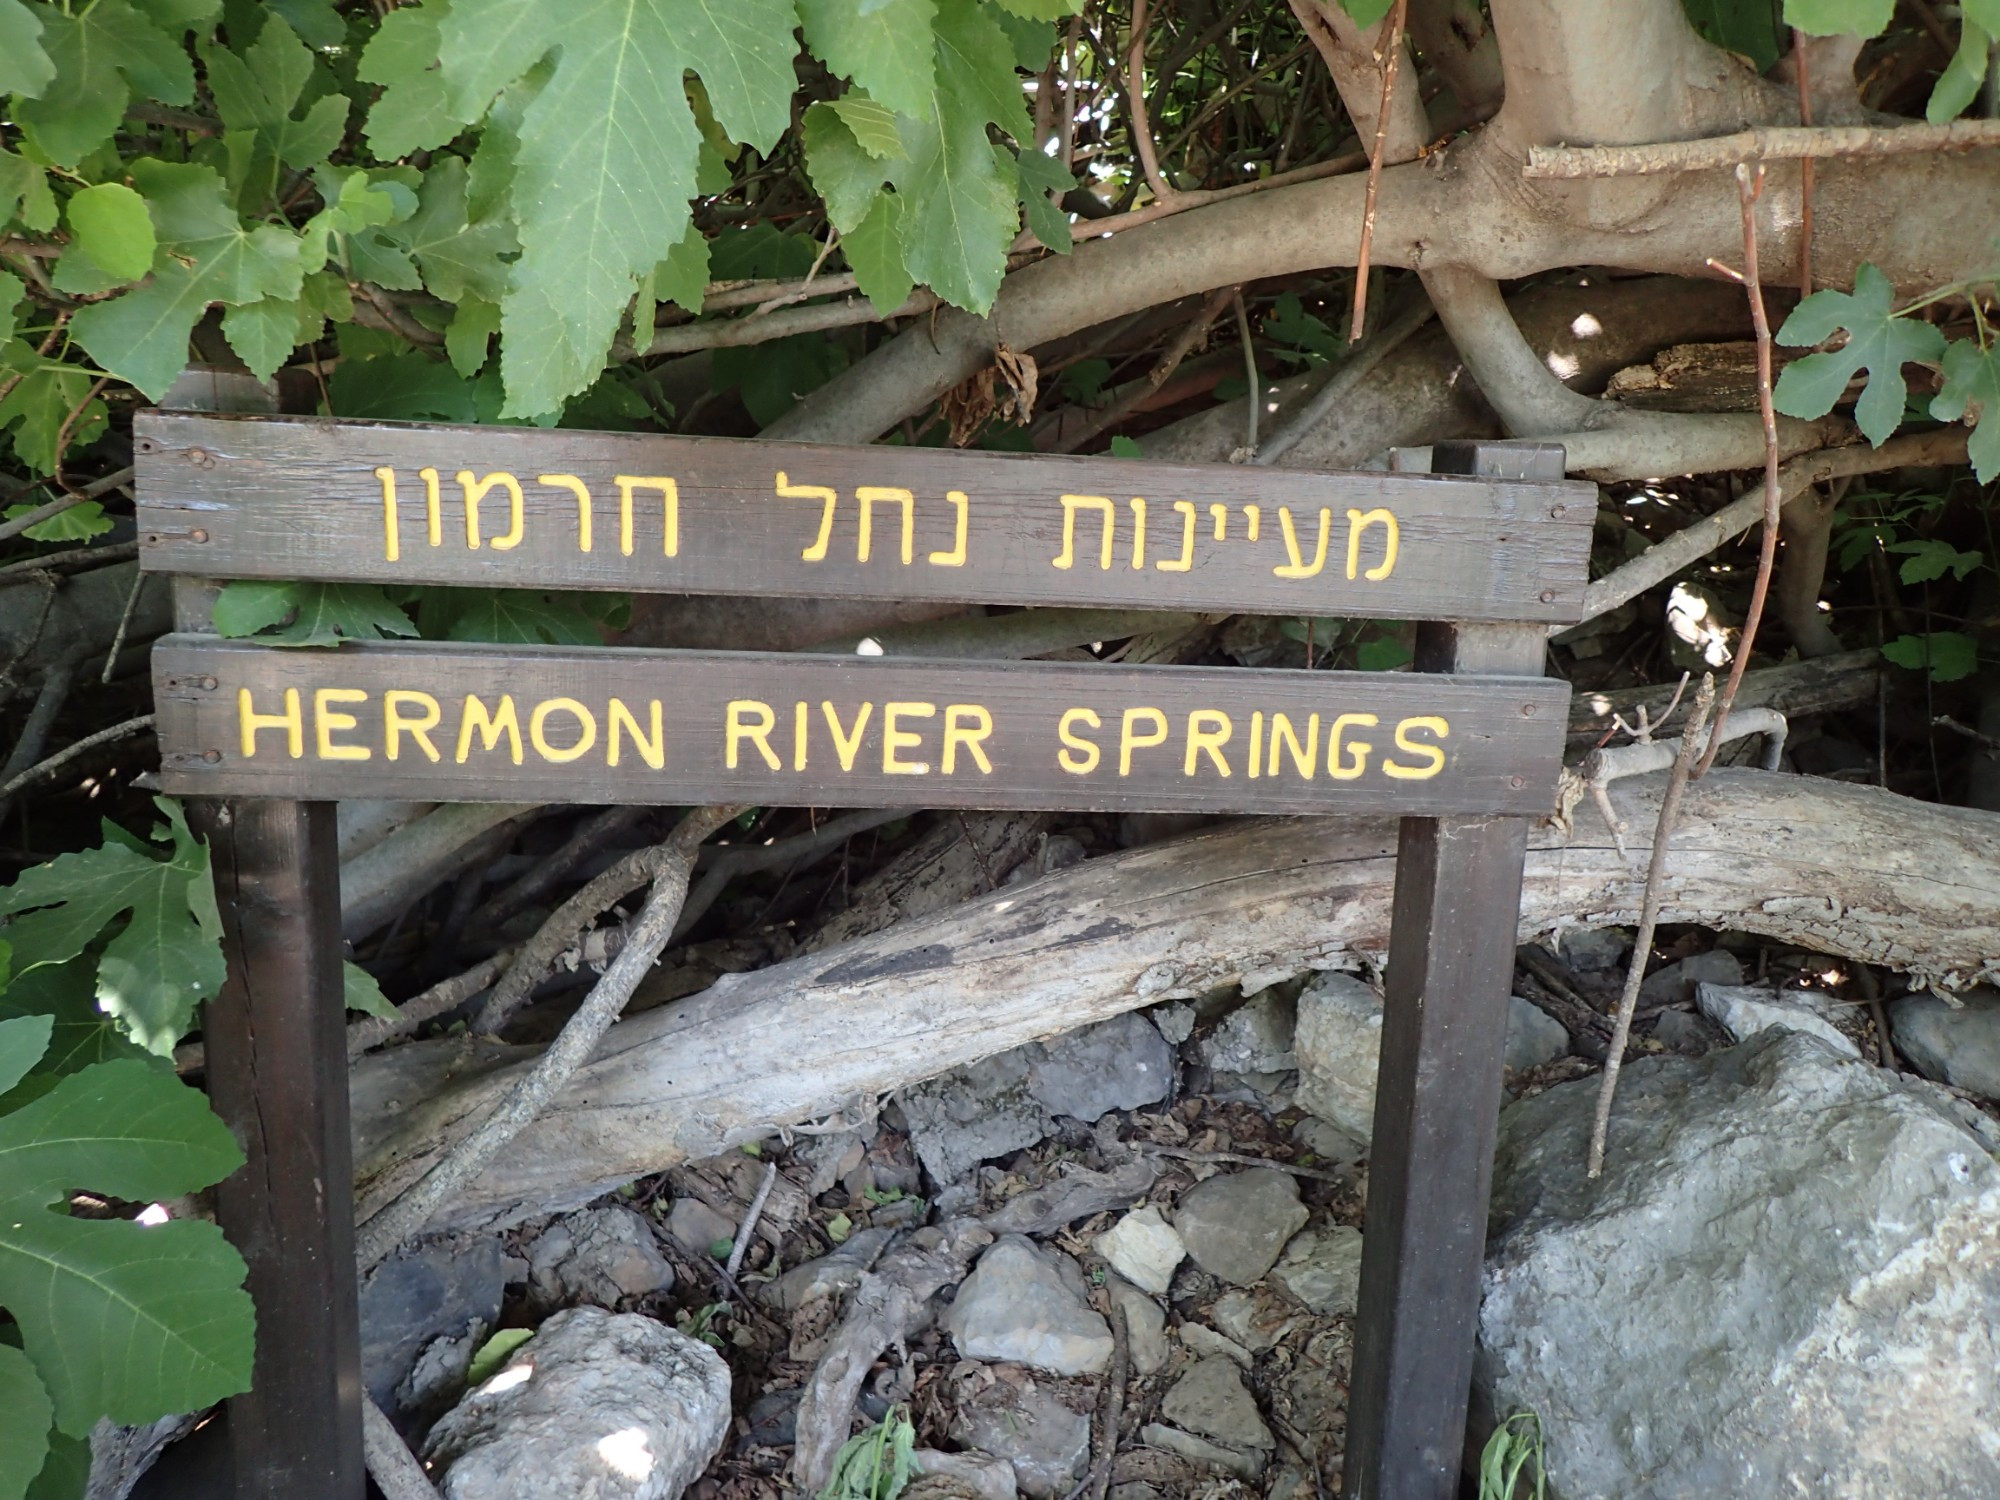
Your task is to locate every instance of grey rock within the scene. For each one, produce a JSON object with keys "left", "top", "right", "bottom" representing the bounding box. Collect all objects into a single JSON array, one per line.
[
  {"left": 664, "top": 1198, "right": 737, "bottom": 1260},
  {"left": 1137, "top": 1424, "right": 1266, "bottom": 1481},
  {"left": 1106, "top": 1278, "right": 1169, "bottom": 1376},
  {"left": 1209, "top": 1290, "right": 1298, "bottom": 1353},
  {"left": 1292, "top": 972, "right": 1384, "bottom": 1140},
  {"left": 741, "top": 1389, "right": 799, "bottom": 1449},
  {"left": 1649, "top": 1009, "right": 1711, "bottom": 1051},
  {"left": 954, "top": 1383, "right": 1090, "bottom": 1499},
  {"left": 398, "top": 1324, "right": 484, "bottom": 1420},
  {"left": 1174, "top": 1169, "right": 1309, "bottom": 1286},
  {"left": 1892, "top": 987, "right": 2000, "bottom": 1100},
  {"left": 1637, "top": 949, "right": 1744, "bottom": 1007},
  {"left": 760, "top": 1227, "right": 896, "bottom": 1312},
  {"left": 1179, "top": 1321, "right": 1253, "bottom": 1366},
  {"left": 1269, "top": 1225, "right": 1364, "bottom": 1318},
  {"left": 1027, "top": 1011, "right": 1173, "bottom": 1122},
  {"left": 1110, "top": 1484, "right": 1161, "bottom": 1500},
  {"left": 982, "top": 1159, "right": 1160, "bottom": 1238},
  {"left": 1479, "top": 1030, "right": 2000, "bottom": 1500},
  {"left": 1505, "top": 996, "right": 1570, "bottom": 1073},
  {"left": 1160, "top": 1358, "right": 1275, "bottom": 1450},
  {"left": 423, "top": 1307, "right": 731, "bottom": 1500},
  {"left": 361, "top": 1236, "right": 506, "bottom": 1420},
  {"left": 902, "top": 1048, "right": 1051, "bottom": 1185},
  {"left": 944, "top": 1235, "right": 1113, "bottom": 1376},
  {"left": 1094, "top": 1206, "right": 1184, "bottom": 1295},
  {"left": 911, "top": 1448, "right": 1018, "bottom": 1500},
  {"left": 1201, "top": 990, "right": 1298, "bottom": 1075},
  {"left": 1696, "top": 983, "right": 1857, "bottom": 1057},
  {"left": 526, "top": 1207, "right": 676, "bottom": 1313},
  {"left": 1151, "top": 1002, "right": 1196, "bottom": 1045},
  {"left": 1553, "top": 928, "right": 1628, "bottom": 972},
  {"left": 1291, "top": 1116, "right": 1366, "bottom": 1167}
]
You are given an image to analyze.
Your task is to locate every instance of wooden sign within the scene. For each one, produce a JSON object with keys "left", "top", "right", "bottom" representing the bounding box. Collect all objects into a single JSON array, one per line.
[
  {"left": 134, "top": 412, "right": 1596, "bottom": 624},
  {"left": 152, "top": 637, "right": 1568, "bottom": 815}
]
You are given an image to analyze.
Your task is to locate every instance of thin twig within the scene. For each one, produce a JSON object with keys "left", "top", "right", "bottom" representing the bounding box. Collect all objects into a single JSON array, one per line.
[
  {"left": 474, "top": 804, "right": 651, "bottom": 929},
  {"left": 355, "top": 806, "right": 739, "bottom": 1271},
  {"left": 346, "top": 951, "right": 515, "bottom": 1059},
  {"left": 1232, "top": 289, "right": 1260, "bottom": 455},
  {"left": 1082, "top": 1298, "right": 1130, "bottom": 1500},
  {"left": 0, "top": 539, "right": 140, "bottom": 582},
  {"left": 363, "top": 1394, "right": 442, "bottom": 1500},
  {"left": 1350, "top": 0, "right": 1409, "bottom": 342},
  {"left": 1522, "top": 118, "right": 2000, "bottom": 177},
  {"left": 100, "top": 564, "right": 147, "bottom": 685},
  {"left": 0, "top": 464, "right": 136, "bottom": 543},
  {"left": 1588, "top": 675, "right": 1715, "bottom": 1178},
  {"left": 725, "top": 1161, "right": 779, "bottom": 1279},
  {"left": 0, "top": 648, "right": 82, "bottom": 825},
  {"left": 51, "top": 377, "right": 110, "bottom": 497},
  {"left": 1934, "top": 715, "right": 2000, "bottom": 752},
  {"left": 0, "top": 713, "right": 154, "bottom": 800},
  {"left": 1056, "top": 286, "right": 1236, "bottom": 453},
  {"left": 1696, "top": 164, "right": 1780, "bottom": 778},
  {"left": 1127, "top": 0, "right": 1177, "bottom": 206}
]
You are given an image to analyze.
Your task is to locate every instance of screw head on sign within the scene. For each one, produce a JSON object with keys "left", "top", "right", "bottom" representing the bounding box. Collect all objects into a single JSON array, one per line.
[
  {"left": 191, "top": 529, "right": 209, "bottom": 543},
  {"left": 1511, "top": 775, "right": 1526, "bottom": 789},
  {"left": 1522, "top": 703, "right": 1537, "bottom": 716},
  {"left": 186, "top": 448, "right": 206, "bottom": 464},
  {"left": 203, "top": 749, "right": 222, "bottom": 764},
  {"left": 1540, "top": 588, "right": 1557, "bottom": 603},
  {"left": 200, "top": 676, "right": 218, "bottom": 690},
  {"left": 1550, "top": 503, "right": 1566, "bottom": 519}
]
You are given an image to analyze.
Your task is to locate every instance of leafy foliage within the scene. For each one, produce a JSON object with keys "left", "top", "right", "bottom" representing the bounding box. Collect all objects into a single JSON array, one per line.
[
  {"left": 820, "top": 1407, "right": 918, "bottom": 1500},
  {"left": 1881, "top": 630, "right": 1980, "bottom": 682},
  {"left": 1772, "top": 265, "right": 1948, "bottom": 445},
  {"left": 1479, "top": 1410, "right": 1547, "bottom": 1500}
]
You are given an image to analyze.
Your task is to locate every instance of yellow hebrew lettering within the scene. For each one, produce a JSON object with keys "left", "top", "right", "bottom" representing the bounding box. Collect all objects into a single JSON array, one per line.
[
  {"left": 793, "top": 701, "right": 809, "bottom": 771},
  {"left": 1210, "top": 502, "right": 1228, "bottom": 541},
  {"left": 616, "top": 477, "right": 678, "bottom": 557},
  {"left": 1129, "top": 498, "right": 1147, "bottom": 570},
  {"left": 857, "top": 487, "right": 916, "bottom": 565},
  {"left": 1119, "top": 707, "right": 1168, "bottom": 776},
  {"left": 821, "top": 701, "right": 875, "bottom": 772},
  {"left": 1384, "top": 716, "right": 1449, "bottom": 779},
  {"left": 1243, "top": 504, "right": 1261, "bottom": 541},
  {"left": 374, "top": 467, "right": 400, "bottom": 561},
  {"left": 1274, "top": 506, "right": 1333, "bottom": 579},
  {"left": 1157, "top": 501, "right": 1196, "bottom": 572},
  {"left": 778, "top": 471, "right": 837, "bottom": 562},
  {"left": 883, "top": 702, "right": 934, "bottom": 774},
  {"left": 1054, "top": 495, "right": 1116, "bottom": 570},
  {"left": 419, "top": 467, "right": 443, "bottom": 547},
  {"left": 930, "top": 490, "right": 969, "bottom": 566},
  {"left": 726, "top": 700, "right": 780, "bottom": 770},
  {"left": 1346, "top": 508, "right": 1399, "bottom": 581},
  {"left": 314, "top": 688, "right": 371, "bottom": 761},
  {"left": 458, "top": 471, "right": 525, "bottom": 551},
  {"left": 384, "top": 690, "right": 442, "bottom": 763},
  {"left": 1058, "top": 708, "right": 1101, "bottom": 774},
  {"left": 238, "top": 687, "right": 303, "bottom": 759},
  {"left": 1247, "top": 711, "right": 1263, "bottom": 779},
  {"left": 1328, "top": 712, "right": 1377, "bottom": 780},
  {"left": 456, "top": 695, "right": 523, "bottom": 765},
  {"left": 540, "top": 474, "right": 592, "bottom": 553},
  {"left": 1184, "top": 710, "right": 1232, "bottom": 777},
  {"left": 1268, "top": 713, "right": 1320, "bottom": 779},
  {"left": 608, "top": 698, "right": 664, "bottom": 769},
  {"left": 942, "top": 705, "right": 994, "bottom": 774}
]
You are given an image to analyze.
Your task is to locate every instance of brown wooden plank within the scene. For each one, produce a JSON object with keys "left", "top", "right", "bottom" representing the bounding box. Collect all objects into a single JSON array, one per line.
[
  {"left": 194, "top": 798, "right": 364, "bottom": 1499},
  {"left": 151, "top": 637, "right": 1570, "bottom": 816},
  {"left": 133, "top": 411, "right": 1595, "bottom": 624},
  {"left": 1343, "top": 442, "right": 1558, "bottom": 1500}
]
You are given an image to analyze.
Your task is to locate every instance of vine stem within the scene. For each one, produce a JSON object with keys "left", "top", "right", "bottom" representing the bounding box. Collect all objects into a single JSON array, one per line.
[
  {"left": 1127, "top": 0, "right": 1177, "bottom": 206},
  {"left": 1349, "top": 0, "right": 1408, "bottom": 343},
  {"left": 1793, "top": 28, "right": 1815, "bottom": 296}
]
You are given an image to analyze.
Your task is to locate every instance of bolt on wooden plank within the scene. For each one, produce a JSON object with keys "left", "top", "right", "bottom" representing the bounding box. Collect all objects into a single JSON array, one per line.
[
  {"left": 134, "top": 412, "right": 1596, "bottom": 624},
  {"left": 152, "top": 640, "right": 1568, "bottom": 816}
]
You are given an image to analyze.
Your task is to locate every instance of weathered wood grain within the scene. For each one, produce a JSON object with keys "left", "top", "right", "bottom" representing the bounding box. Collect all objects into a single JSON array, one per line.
[
  {"left": 151, "top": 637, "right": 1569, "bottom": 816},
  {"left": 134, "top": 412, "right": 1595, "bottom": 624}
]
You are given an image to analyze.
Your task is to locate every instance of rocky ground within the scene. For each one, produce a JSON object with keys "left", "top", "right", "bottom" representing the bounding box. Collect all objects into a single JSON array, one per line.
[{"left": 315, "top": 924, "right": 2000, "bottom": 1500}]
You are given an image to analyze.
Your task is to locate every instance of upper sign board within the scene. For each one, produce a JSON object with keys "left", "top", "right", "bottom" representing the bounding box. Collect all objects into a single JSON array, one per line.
[{"left": 135, "top": 413, "right": 1595, "bottom": 624}]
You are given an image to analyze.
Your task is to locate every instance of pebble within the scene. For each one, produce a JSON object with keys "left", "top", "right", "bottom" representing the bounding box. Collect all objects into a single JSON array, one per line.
[
  {"left": 360, "top": 1235, "right": 506, "bottom": 1422},
  {"left": 664, "top": 1197, "right": 737, "bottom": 1260},
  {"left": 911, "top": 1448, "right": 1019, "bottom": 1500},
  {"left": 1094, "top": 1206, "right": 1185, "bottom": 1295},
  {"left": 944, "top": 1236, "right": 1113, "bottom": 1376},
  {"left": 1174, "top": 1169, "right": 1309, "bottom": 1286},
  {"left": 1179, "top": 1321, "right": 1253, "bottom": 1366},
  {"left": 1161, "top": 1357, "right": 1275, "bottom": 1451},
  {"left": 953, "top": 1382, "right": 1091, "bottom": 1500},
  {"left": 1554, "top": 927, "right": 1628, "bottom": 972},
  {"left": 1106, "top": 1278, "right": 1169, "bottom": 1376},
  {"left": 1200, "top": 990, "right": 1298, "bottom": 1075},
  {"left": 1269, "top": 1225, "right": 1364, "bottom": 1318},
  {"left": 1209, "top": 1290, "right": 1297, "bottom": 1353}
]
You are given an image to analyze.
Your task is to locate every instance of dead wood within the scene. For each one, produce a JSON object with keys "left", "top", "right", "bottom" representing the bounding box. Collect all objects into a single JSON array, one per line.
[
  {"left": 349, "top": 771, "right": 2000, "bottom": 1235},
  {"left": 1566, "top": 649, "right": 1880, "bottom": 751}
]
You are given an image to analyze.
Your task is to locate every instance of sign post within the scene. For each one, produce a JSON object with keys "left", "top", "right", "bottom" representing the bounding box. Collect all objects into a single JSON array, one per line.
[{"left": 136, "top": 413, "right": 1593, "bottom": 1500}]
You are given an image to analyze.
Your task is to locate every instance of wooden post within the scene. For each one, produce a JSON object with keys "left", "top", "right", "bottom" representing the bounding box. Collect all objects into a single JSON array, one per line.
[
  {"left": 161, "top": 368, "right": 366, "bottom": 1498},
  {"left": 1342, "top": 440, "right": 1566, "bottom": 1500}
]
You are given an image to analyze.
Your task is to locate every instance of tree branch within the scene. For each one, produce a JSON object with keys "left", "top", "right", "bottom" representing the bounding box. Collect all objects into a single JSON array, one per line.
[{"left": 1525, "top": 121, "right": 2000, "bottom": 178}]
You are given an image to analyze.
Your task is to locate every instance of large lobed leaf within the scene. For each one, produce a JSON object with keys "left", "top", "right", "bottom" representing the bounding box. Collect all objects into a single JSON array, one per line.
[
  {"left": 1772, "top": 263, "right": 1946, "bottom": 446},
  {"left": 1931, "top": 337, "right": 2000, "bottom": 483}
]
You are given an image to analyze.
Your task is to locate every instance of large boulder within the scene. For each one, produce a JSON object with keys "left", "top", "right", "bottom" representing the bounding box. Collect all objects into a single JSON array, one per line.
[
  {"left": 1891, "top": 986, "right": 2000, "bottom": 1100},
  {"left": 423, "top": 1307, "right": 731, "bottom": 1499},
  {"left": 1478, "top": 1030, "right": 2000, "bottom": 1499}
]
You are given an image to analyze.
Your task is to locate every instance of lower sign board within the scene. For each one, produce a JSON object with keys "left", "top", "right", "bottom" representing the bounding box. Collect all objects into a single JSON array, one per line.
[{"left": 153, "top": 638, "right": 1569, "bottom": 816}]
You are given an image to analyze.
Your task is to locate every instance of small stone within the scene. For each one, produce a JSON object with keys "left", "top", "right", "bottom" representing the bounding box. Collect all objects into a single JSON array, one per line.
[
  {"left": 1201, "top": 991, "right": 1297, "bottom": 1075},
  {"left": 1137, "top": 1424, "right": 1266, "bottom": 1481},
  {"left": 954, "top": 1382, "right": 1091, "bottom": 1499},
  {"left": 912, "top": 1448, "right": 1018, "bottom": 1500},
  {"left": 525, "top": 1207, "right": 676, "bottom": 1313},
  {"left": 1094, "top": 1207, "right": 1185, "bottom": 1296},
  {"left": 397, "top": 1323, "right": 484, "bottom": 1420},
  {"left": 1151, "top": 1003, "right": 1196, "bottom": 1045},
  {"left": 1639, "top": 950, "right": 1745, "bottom": 1007},
  {"left": 1892, "top": 988, "right": 2000, "bottom": 1100},
  {"left": 1106, "top": 1278, "right": 1169, "bottom": 1376},
  {"left": 944, "top": 1236, "right": 1114, "bottom": 1376},
  {"left": 1160, "top": 1358, "right": 1275, "bottom": 1450},
  {"left": 742, "top": 1389, "right": 799, "bottom": 1449},
  {"left": 1292, "top": 973, "right": 1383, "bottom": 1141},
  {"left": 1270, "top": 1226, "right": 1364, "bottom": 1318},
  {"left": 1555, "top": 928, "right": 1628, "bottom": 972},
  {"left": 1696, "top": 983, "right": 1858, "bottom": 1058},
  {"left": 422, "top": 1307, "right": 731, "bottom": 1500},
  {"left": 1504, "top": 996, "right": 1570, "bottom": 1073},
  {"left": 1210, "top": 1290, "right": 1297, "bottom": 1353},
  {"left": 759, "top": 1227, "right": 896, "bottom": 1312},
  {"left": 901, "top": 1049, "right": 1051, "bottom": 1186},
  {"left": 1028, "top": 1011, "right": 1173, "bottom": 1122},
  {"left": 1651, "top": 1010, "right": 1711, "bottom": 1051},
  {"left": 1174, "top": 1169, "right": 1309, "bottom": 1286},
  {"left": 664, "top": 1197, "right": 738, "bottom": 1260},
  {"left": 1291, "top": 1117, "right": 1365, "bottom": 1167},
  {"left": 1179, "top": 1322, "right": 1253, "bottom": 1366}
]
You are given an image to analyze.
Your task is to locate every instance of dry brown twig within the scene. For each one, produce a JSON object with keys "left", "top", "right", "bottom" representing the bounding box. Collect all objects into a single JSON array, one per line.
[
  {"left": 1127, "top": 0, "right": 1177, "bottom": 206},
  {"left": 1350, "top": 0, "right": 1409, "bottom": 342},
  {"left": 1588, "top": 673, "right": 1717, "bottom": 1178}
]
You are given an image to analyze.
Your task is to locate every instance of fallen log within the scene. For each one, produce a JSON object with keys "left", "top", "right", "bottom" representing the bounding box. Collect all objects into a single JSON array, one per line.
[{"left": 350, "top": 770, "right": 2000, "bottom": 1233}]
